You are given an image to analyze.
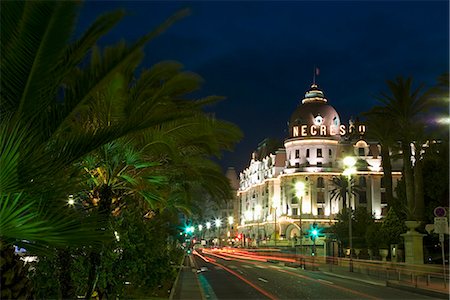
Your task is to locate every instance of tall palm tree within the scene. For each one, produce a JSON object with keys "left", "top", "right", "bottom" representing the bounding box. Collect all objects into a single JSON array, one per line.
[
  {"left": 373, "top": 77, "right": 435, "bottom": 220},
  {"left": 1, "top": 2, "right": 189, "bottom": 297},
  {"left": 363, "top": 110, "right": 399, "bottom": 208}
]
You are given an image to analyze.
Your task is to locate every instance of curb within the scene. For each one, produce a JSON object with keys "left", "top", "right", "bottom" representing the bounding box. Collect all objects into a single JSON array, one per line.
[
  {"left": 169, "top": 255, "right": 186, "bottom": 300},
  {"left": 386, "top": 281, "right": 449, "bottom": 299},
  {"left": 321, "top": 271, "right": 386, "bottom": 287}
]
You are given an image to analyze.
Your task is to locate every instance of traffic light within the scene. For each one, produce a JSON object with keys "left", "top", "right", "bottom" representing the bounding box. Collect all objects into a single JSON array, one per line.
[{"left": 310, "top": 222, "right": 320, "bottom": 241}]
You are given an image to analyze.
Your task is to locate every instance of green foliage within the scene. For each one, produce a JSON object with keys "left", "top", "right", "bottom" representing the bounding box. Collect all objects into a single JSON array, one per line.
[
  {"left": 382, "top": 208, "right": 407, "bottom": 246},
  {"left": 366, "top": 222, "right": 387, "bottom": 249}
]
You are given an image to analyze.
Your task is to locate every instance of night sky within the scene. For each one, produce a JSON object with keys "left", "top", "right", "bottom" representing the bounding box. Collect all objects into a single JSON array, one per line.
[{"left": 77, "top": 1, "right": 449, "bottom": 173}]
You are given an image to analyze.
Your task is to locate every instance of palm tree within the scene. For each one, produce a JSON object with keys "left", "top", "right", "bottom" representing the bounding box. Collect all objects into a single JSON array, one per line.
[
  {"left": 363, "top": 110, "right": 399, "bottom": 208},
  {"left": 373, "top": 77, "right": 435, "bottom": 220},
  {"left": 1, "top": 2, "right": 189, "bottom": 297}
]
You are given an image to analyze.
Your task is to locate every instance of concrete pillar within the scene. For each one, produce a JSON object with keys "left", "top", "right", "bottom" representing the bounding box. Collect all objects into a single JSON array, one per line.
[{"left": 401, "top": 221, "right": 425, "bottom": 264}]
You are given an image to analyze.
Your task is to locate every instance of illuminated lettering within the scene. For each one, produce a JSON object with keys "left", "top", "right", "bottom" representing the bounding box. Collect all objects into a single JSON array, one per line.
[
  {"left": 358, "top": 125, "right": 366, "bottom": 134},
  {"left": 301, "top": 125, "right": 307, "bottom": 136},
  {"left": 330, "top": 126, "right": 336, "bottom": 135},
  {"left": 290, "top": 124, "right": 365, "bottom": 137}
]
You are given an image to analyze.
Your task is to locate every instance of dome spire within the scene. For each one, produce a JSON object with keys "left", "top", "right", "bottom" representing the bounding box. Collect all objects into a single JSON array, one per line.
[
  {"left": 313, "top": 66, "right": 319, "bottom": 85},
  {"left": 302, "top": 83, "right": 327, "bottom": 104}
]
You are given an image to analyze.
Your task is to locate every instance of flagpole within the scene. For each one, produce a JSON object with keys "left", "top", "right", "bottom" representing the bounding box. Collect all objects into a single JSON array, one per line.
[{"left": 313, "top": 65, "right": 316, "bottom": 85}]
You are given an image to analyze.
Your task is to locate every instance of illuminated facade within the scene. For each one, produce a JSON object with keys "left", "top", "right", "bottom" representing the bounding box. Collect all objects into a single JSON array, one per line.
[{"left": 236, "top": 83, "right": 402, "bottom": 249}]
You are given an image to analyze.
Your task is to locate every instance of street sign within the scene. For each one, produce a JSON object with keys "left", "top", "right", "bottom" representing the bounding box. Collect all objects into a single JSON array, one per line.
[
  {"left": 434, "top": 217, "right": 449, "bottom": 234},
  {"left": 434, "top": 207, "right": 447, "bottom": 217}
]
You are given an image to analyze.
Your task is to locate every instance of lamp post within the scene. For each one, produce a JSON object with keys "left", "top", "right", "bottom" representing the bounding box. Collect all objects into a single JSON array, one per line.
[
  {"left": 295, "top": 182, "right": 305, "bottom": 255},
  {"left": 244, "top": 210, "right": 252, "bottom": 248},
  {"left": 206, "top": 222, "right": 211, "bottom": 245},
  {"left": 343, "top": 156, "right": 356, "bottom": 272},
  {"left": 215, "top": 218, "right": 222, "bottom": 247},
  {"left": 255, "top": 205, "right": 262, "bottom": 247},
  {"left": 228, "top": 216, "right": 234, "bottom": 245}
]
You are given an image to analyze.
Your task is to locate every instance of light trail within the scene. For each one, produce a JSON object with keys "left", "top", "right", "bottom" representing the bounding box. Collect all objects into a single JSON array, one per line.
[
  {"left": 273, "top": 267, "right": 380, "bottom": 300},
  {"left": 206, "top": 259, "right": 278, "bottom": 300}
]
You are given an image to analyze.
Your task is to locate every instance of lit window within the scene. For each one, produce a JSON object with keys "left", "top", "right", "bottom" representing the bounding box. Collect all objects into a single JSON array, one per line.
[
  {"left": 359, "top": 191, "right": 367, "bottom": 204},
  {"left": 359, "top": 177, "right": 366, "bottom": 187},
  {"left": 317, "top": 177, "right": 324, "bottom": 188},
  {"left": 295, "top": 149, "right": 300, "bottom": 158},
  {"left": 359, "top": 147, "right": 365, "bottom": 156},
  {"left": 317, "top": 191, "right": 325, "bottom": 203},
  {"left": 317, "top": 149, "right": 322, "bottom": 158}
]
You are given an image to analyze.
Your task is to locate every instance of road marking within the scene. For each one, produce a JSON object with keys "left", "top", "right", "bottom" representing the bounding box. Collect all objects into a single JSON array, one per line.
[
  {"left": 255, "top": 265, "right": 266, "bottom": 269},
  {"left": 237, "top": 270, "right": 244, "bottom": 274},
  {"left": 318, "top": 279, "right": 334, "bottom": 285},
  {"left": 258, "top": 277, "right": 268, "bottom": 283},
  {"left": 228, "top": 265, "right": 237, "bottom": 269},
  {"left": 214, "top": 266, "right": 223, "bottom": 270},
  {"left": 242, "top": 265, "right": 253, "bottom": 269},
  {"left": 270, "top": 265, "right": 283, "bottom": 269}
]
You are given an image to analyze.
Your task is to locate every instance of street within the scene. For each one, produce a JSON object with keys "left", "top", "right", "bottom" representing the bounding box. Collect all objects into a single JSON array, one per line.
[{"left": 192, "top": 248, "right": 439, "bottom": 300}]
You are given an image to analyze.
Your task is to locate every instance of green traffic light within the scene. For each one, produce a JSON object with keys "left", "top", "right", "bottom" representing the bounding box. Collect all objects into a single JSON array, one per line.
[{"left": 312, "top": 229, "right": 318, "bottom": 236}]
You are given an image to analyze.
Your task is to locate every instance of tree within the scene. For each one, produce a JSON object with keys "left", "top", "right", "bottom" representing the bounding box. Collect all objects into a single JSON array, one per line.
[
  {"left": 371, "top": 77, "right": 436, "bottom": 221},
  {"left": 363, "top": 110, "right": 399, "bottom": 208}
]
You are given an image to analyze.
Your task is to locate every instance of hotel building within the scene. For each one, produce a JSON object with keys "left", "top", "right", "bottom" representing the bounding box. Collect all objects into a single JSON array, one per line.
[{"left": 236, "top": 83, "right": 402, "bottom": 252}]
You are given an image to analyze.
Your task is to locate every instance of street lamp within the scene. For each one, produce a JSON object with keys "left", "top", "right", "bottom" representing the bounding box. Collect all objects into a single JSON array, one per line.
[
  {"left": 343, "top": 156, "right": 356, "bottom": 272},
  {"left": 255, "top": 205, "right": 262, "bottom": 246},
  {"left": 271, "top": 197, "right": 279, "bottom": 246},
  {"left": 205, "top": 221, "right": 211, "bottom": 242},
  {"left": 198, "top": 224, "right": 203, "bottom": 239},
  {"left": 295, "top": 182, "right": 305, "bottom": 254},
  {"left": 228, "top": 216, "right": 234, "bottom": 245},
  {"left": 215, "top": 218, "right": 222, "bottom": 246}
]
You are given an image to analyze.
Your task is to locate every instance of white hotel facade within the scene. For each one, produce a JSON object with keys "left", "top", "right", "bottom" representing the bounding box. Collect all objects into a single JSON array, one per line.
[{"left": 236, "top": 83, "right": 402, "bottom": 250}]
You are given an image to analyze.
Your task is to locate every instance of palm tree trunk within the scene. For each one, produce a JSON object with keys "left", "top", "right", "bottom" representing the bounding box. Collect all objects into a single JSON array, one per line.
[
  {"left": 413, "top": 155, "right": 425, "bottom": 221},
  {"left": 402, "top": 142, "right": 415, "bottom": 219},
  {"left": 85, "top": 185, "right": 113, "bottom": 298},
  {"left": 380, "top": 144, "right": 394, "bottom": 206},
  {"left": 57, "top": 248, "right": 75, "bottom": 299}
]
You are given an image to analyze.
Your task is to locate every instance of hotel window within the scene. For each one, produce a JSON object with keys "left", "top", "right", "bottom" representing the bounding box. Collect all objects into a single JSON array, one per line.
[
  {"left": 317, "top": 191, "right": 325, "bottom": 203},
  {"left": 329, "top": 149, "right": 332, "bottom": 156},
  {"left": 317, "top": 177, "right": 324, "bottom": 188},
  {"left": 359, "top": 176, "right": 366, "bottom": 187},
  {"left": 317, "top": 162, "right": 322, "bottom": 167},
  {"left": 317, "top": 207, "right": 324, "bottom": 215},
  {"left": 306, "top": 149, "right": 310, "bottom": 157},
  {"left": 358, "top": 191, "right": 367, "bottom": 204},
  {"left": 358, "top": 147, "right": 365, "bottom": 156},
  {"left": 292, "top": 208, "right": 298, "bottom": 216},
  {"left": 317, "top": 148, "right": 322, "bottom": 157},
  {"left": 295, "top": 149, "right": 300, "bottom": 158},
  {"left": 295, "top": 162, "right": 300, "bottom": 168},
  {"left": 381, "top": 192, "right": 387, "bottom": 204},
  {"left": 380, "top": 177, "right": 385, "bottom": 188},
  {"left": 291, "top": 196, "right": 298, "bottom": 204}
]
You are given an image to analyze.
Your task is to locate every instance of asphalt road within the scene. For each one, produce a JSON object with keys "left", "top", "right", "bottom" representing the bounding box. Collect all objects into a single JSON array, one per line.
[{"left": 192, "top": 248, "right": 439, "bottom": 300}]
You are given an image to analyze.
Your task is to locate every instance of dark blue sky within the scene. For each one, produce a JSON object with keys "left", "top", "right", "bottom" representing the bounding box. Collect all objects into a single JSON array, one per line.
[{"left": 78, "top": 1, "right": 449, "bottom": 172}]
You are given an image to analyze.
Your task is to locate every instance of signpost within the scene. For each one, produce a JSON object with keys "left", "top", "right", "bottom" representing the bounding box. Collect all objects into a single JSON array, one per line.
[{"left": 433, "top": 207, "right": 448, "bottom": 287}]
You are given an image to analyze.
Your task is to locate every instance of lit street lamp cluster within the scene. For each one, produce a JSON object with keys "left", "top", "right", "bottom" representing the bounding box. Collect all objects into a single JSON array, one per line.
[{"left": 182, "top": 216, "right": 236, "bottom": 247}]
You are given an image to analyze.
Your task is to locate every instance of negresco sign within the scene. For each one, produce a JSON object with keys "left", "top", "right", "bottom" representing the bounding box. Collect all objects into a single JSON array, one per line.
[{"left": 292, "top": 124, "right": 366, "bottom": 137}]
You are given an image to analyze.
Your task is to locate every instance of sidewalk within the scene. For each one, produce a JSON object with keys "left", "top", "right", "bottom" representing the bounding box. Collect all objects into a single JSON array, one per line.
[
  {"left": 316, "top": 262, "right": 449, "bottom": 299},
  {"left": 170, "top": 255, "right": 204, "bottom": 300}
]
